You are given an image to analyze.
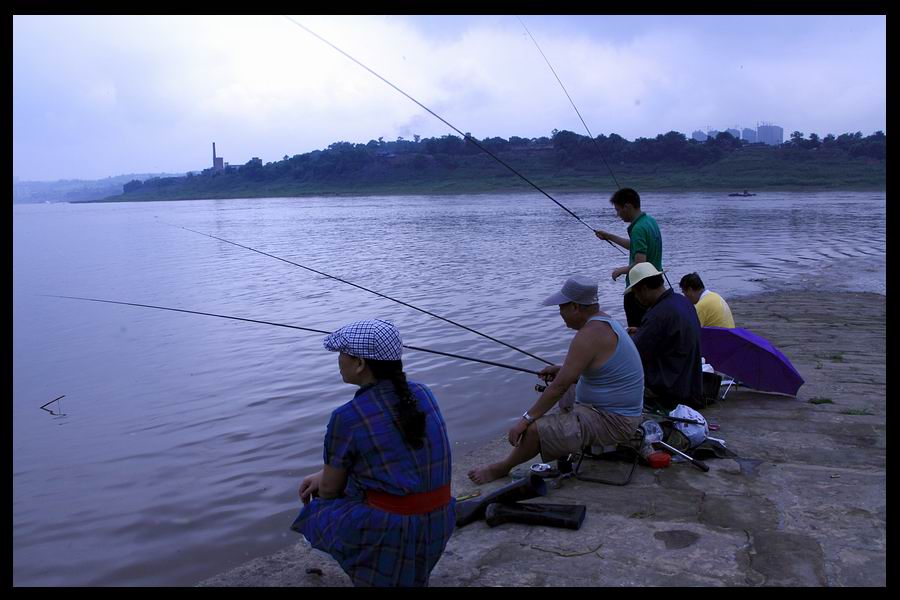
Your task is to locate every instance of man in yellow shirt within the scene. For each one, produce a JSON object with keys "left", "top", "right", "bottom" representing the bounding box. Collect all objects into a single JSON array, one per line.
[{"left": 679, "top": 273, "right": 735, "bottom": 328}]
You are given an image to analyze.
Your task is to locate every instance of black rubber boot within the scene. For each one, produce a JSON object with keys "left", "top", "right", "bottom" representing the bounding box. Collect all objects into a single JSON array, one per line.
[
  {"left": 484, "top": 502, "right": 587, "bottom": 530},
  {"left": 455, "top": 474, "right": 548, "bottom": 527}
]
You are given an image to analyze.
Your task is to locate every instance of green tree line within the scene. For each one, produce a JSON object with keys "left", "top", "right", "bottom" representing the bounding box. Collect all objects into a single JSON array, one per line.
[{"left": 118, "top": 129, "right": 885, "bottom": 198}]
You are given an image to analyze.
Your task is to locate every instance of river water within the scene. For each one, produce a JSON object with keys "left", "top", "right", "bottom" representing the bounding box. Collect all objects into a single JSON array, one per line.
[{"left": 12, "top": 191, "right": 885, "bottom": 586}]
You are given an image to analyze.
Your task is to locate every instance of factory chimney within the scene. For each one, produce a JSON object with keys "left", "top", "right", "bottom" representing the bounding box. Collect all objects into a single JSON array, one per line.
[{"left": 211, "top": 142, "right": 225, "bottom": 171}]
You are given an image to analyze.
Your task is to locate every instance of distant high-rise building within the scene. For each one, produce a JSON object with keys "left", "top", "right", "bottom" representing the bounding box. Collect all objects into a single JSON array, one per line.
[
  {"left": 757, "top": 123, "right": 784, "bottom": 146},
  {"left": 726, "top": 128, "right": 740, "bottom": 139},
  {"left": 707, "top": 129, "right": 720, "bottom": 139},
  {"left": 691, "top": 130, "right": 708, "bottom": 142},
  {"left": 742, "top": 128, "right": 757, "bottom": 143}
]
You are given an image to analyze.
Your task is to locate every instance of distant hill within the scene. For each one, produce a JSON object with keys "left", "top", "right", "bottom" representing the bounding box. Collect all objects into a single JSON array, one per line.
[
  {"left": 12, "top": 173, "right": 185, "bottom": 204},
  {"left": 78, "top": 129, "right": 888, "bottom": 203}
]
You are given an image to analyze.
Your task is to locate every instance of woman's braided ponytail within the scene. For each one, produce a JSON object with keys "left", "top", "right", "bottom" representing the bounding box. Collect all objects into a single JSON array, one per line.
[{"left": 367, "top": 359, "right": 425, "bottom": 448}]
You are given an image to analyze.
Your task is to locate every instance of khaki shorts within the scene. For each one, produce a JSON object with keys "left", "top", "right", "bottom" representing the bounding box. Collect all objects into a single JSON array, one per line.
[{"left": 535, "top": 404, "right": 643, "bottom": 462}]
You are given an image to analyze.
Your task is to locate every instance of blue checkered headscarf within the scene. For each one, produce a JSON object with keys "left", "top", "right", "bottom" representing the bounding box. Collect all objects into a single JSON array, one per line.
[{"left": 323, "top": 319, "right": 403, "bottom": 361}]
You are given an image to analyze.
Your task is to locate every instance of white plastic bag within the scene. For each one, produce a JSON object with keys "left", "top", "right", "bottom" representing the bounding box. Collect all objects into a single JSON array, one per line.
[
  {"left": 669, "top": 404, "right": 709, "bottom": 448},
  {"left": 639, "top": 420, "right": 664, "bottom": 458}
]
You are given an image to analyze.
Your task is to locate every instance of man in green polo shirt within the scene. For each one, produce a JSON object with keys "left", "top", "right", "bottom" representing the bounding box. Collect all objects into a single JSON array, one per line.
[{"left": 594, "top": 188, "right": 663, "bottom": 327}]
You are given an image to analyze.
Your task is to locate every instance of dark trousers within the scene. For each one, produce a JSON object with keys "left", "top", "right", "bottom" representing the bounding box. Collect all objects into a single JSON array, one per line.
[{"left": 624, "top": 290, "right": 647, "bottom": 328}]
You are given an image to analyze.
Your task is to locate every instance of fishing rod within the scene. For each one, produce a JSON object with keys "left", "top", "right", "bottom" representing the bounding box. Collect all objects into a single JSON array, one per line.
[
  {"left": 40, "top": 395, "right": 66, "bottom": 416},
  {"left": 518, "top": 17, "right": 673, "bottom": 286},
  {"left": 43, "top": 295, "right": 542, "bottom": 376},
  {"left": 282, "top": 15, "right": 606, "bottom": 239},
  {"left": 167, "top": 223, "right": 553, "bottom": 366},
  {"left": 516, "top": 16, "right": 624, "bottom": 257},
  {"left": 517, "top": 16, "right": 621, "bottom": 192}
]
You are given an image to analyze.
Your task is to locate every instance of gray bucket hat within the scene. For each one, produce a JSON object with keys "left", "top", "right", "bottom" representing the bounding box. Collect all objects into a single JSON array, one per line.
[{"left": 541, "top": 276, "right": 599, "bottom": 306}]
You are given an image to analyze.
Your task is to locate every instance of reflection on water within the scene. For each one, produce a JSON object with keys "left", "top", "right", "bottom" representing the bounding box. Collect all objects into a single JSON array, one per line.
[{"left": 13, "top": 191, "right": 885, "bottom": 585}]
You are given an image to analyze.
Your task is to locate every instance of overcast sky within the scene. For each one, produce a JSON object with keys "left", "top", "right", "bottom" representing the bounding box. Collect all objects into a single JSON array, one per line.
[{"left": 13, "top": 14, "right": 886, "bottom": 182}]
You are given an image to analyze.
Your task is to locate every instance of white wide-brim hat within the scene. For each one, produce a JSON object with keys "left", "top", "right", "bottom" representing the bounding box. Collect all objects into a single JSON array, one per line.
[{"left": 624, "top": 263, "right": 666, "bottom": 293}]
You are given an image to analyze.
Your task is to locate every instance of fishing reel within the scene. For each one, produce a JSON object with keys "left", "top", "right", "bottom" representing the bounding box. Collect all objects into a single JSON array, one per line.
[{"left": 534, "top": 373, "right": 555, "bottom": 393}]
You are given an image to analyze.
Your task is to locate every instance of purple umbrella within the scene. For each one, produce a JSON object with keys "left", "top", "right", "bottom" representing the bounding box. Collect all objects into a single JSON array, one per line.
[{"left": 700, "top": 327, "right": 805, "bottom": 396}]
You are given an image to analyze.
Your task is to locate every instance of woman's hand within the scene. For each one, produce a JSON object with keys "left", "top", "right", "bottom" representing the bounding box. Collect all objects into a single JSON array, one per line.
[{"left": 299, "top": 470, "right": 324, "bottom": 505}]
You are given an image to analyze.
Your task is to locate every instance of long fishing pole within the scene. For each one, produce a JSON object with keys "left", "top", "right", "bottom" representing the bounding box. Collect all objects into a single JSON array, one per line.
[
  {"left": 519, "top": 17, "right": 673, "bottom": 286},
  {"left": 516, "top": 16, "right": 624, "bottom": 258},
  {"left": 167, "top": 223, "right": 553, "bottom": 366},
  {"left": 43, "top": 295, "right": 542, "bottom": 376},
  {"left": 282, "top": 15, "right": 603, "bottom": 238},
  {"left": 517, "top": 16, "right": 622, "bottom": 192}
]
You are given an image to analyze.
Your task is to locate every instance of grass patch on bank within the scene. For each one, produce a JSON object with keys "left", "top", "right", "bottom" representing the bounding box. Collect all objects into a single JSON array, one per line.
[{"left": 808, "top": 397, "right": 835, "bottom": 405}]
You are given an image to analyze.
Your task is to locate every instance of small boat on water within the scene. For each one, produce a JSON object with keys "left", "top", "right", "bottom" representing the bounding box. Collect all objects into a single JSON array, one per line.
[{"left": 728, "top": 190, "right": 756, "bottom": 197}]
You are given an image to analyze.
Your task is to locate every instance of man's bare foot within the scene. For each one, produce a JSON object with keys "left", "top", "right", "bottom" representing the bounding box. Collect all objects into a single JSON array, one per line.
[{"left": 467, "top": 463, "right": 509, "bottom": 485}]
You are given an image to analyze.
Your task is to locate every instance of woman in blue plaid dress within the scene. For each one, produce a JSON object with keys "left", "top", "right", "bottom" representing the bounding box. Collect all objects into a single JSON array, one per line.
[{"left": 291, "top": 319, "right": 455, "bottom": 587}]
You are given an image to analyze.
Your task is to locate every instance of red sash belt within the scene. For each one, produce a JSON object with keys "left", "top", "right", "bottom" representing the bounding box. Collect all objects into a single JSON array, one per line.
[{"left": 365, "top": 484, "right": 451, "bottom": 515}]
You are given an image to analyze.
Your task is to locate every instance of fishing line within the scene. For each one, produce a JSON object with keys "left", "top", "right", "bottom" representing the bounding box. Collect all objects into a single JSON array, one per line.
[
  {"left": 517, "top": 15, "right": 625, "bottom": 255},
  {"left": 282, "top": 15, "right": 605, "bottom": 238},
  {"left": 518, "top": 16, "right": 673, "bottom": 286},
  {"left": 517, "top": 16, "right": 622, "bottom": 192},
  {"left": 168, "top": 223, "right": 553, "bottom": 366},
  {"left": 43, "top": 295, "right": 542, "bottom": 376}
]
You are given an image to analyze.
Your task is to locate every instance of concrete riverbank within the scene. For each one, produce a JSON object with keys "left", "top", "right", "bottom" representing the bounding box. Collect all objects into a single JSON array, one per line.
[{"left": 198, "top": 290, "right": 886, "bottom": 587}]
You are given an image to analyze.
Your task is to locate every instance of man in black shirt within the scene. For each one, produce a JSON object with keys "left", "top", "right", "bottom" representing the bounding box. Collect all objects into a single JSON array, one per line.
[{"left": 625, "top": 263, "right": 703, "bottom": 410}]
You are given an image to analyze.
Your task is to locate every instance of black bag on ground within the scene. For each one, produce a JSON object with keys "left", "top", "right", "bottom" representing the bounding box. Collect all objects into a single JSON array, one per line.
[
  {"left": 692, "top": 438, "right": 739, "bottom": 460},
  {"left": 659, "top": 421, "right": 693, "bottom": 453},
  {"left": 702, "top": 372, "right": 723, "bottom": 407},
  {"left": 659, "top": 421, "right": 738, "bottom": 459}
]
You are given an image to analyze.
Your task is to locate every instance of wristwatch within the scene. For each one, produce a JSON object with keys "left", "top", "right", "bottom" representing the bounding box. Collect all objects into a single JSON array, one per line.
[{"left": 522, "top": 411, "right": 536, "bottom": 424}]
